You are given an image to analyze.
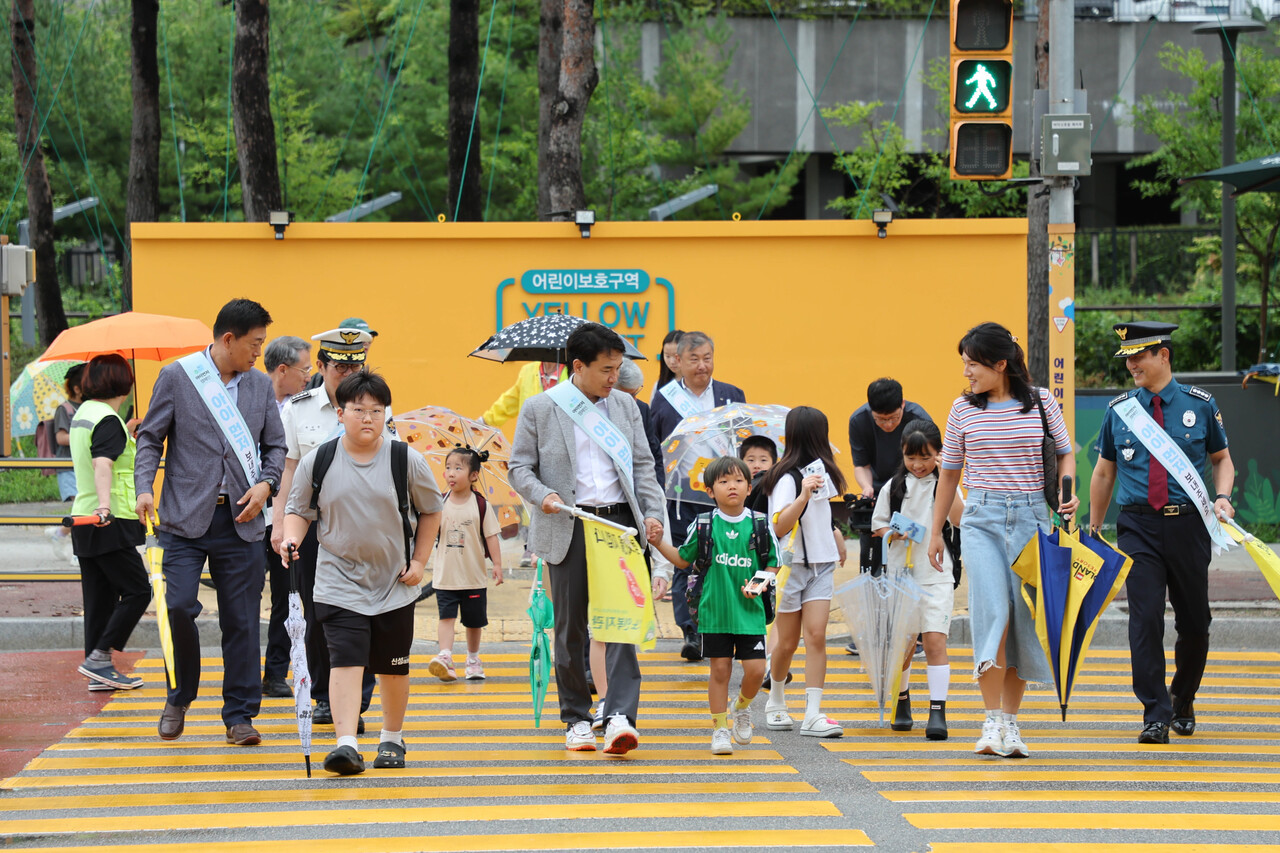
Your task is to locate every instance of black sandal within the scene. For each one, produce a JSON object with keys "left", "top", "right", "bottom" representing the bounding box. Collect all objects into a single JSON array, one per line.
[{"left": 373, "top": 740, "right": 406, "bottom": 769}]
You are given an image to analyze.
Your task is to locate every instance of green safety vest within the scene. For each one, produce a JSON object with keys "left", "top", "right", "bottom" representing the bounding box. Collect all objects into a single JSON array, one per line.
[{"left": 70, "top": 399, "right": 138, "bottom": 521}]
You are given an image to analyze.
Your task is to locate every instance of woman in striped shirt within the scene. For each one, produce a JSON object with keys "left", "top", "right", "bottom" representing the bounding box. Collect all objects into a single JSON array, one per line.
[{"left": 928, "top": 322, "right": 1079, "bottom": 759}]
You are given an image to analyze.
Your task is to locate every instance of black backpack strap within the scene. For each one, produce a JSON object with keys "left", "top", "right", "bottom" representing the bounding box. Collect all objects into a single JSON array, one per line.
[
  {"left": 750, "top": 511, "right": 772, "bottom": 565},
  {"left": 308, "top": 438, "right": 341, "bottom": 516},
  {"left": 473, "top": 490, "right": 494, "bottom": 564},
  {"left": 391, "top": 441, "right": 413, "bottom": 568},
  {"left": 692, "top": 512, "right": 714, "bottom": 571}
]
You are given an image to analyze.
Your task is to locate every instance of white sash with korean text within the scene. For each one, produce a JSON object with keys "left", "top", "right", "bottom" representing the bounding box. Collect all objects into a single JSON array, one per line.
[
  {"left": 1113, "top": 396, "right": 1233, "bottom": 552},
  {"left": 659, "top": 380, "right": 703, "bottom": 421},
  {"left": 179, "top": 352, "right": 260, "bottom": 486},
  {"left": 546, "top": 380, "right": 634, "bottom": 493}
]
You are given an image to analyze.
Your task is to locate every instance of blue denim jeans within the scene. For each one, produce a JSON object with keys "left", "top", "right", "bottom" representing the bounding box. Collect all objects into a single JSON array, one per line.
[{"left": 961, "top": 489, "right": 1052, "bottom": 684}]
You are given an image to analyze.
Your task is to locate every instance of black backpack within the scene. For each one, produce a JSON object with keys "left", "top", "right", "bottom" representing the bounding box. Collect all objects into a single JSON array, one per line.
[
  {"left": 310, "top": 438, "right": 415, "bottom": 569},
  {"left": 686, "top": 510, "right": 776, "bottom": 627},
  {"left": 887, "top": 472, "right": 963, "bottom": 588}
]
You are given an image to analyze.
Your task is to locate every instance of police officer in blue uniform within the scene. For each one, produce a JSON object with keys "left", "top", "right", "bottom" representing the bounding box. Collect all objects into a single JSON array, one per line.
[{"left": 1089, "top": 322, "right": 1235, "bottom": 745}]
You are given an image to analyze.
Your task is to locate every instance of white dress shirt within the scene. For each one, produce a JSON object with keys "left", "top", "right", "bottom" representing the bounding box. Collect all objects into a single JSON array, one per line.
[
  {"left": 681, "top": 379, "right": 716, "bottom": 412},
  {"left": 572, "top": 384, "right": 626, "bottom": 507}
]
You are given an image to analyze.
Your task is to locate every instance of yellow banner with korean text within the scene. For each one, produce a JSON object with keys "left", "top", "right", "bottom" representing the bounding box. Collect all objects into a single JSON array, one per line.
[{"left": 583, "top": 516, "right": 657, "bottom": 650}]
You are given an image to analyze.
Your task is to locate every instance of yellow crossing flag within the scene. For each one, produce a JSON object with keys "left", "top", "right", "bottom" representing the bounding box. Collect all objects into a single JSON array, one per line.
[{"left": 583, "top": 516, "right": 657, "bottom": 650}]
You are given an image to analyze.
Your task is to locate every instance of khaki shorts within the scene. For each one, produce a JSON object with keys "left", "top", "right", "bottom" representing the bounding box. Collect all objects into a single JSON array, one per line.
[
  {"left": 778, "top": 561, "right": 837, "bottom": 614},
  {"left": 916, "top": 584, "right": 955, "bottom": 636}
]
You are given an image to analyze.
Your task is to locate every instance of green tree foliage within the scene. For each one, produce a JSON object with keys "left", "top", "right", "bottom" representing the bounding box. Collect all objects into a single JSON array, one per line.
[
  {"left": 823, "top": 56, "right": 1027, "bottom": 219},
  {"left": 2, "top": 0, "right": 800, "bottom": 242},
  {"left": 1128, "top": 36, "right": 1280, "bottom": 365}
]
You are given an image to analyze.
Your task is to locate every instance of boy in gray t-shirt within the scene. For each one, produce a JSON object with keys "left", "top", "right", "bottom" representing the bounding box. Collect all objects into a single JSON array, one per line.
[{"left": 283, "top": 372, "right": 442, "bottom": 776}]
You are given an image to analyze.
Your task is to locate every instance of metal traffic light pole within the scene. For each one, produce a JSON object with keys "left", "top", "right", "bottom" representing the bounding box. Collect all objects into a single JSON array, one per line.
[{"left": 1046, "top": 0, "right": 1076, "bottom": 433}]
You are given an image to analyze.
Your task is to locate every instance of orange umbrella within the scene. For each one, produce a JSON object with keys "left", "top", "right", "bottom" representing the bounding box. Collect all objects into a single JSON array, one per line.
[{"left": 38, "top": 312, "right": 211, "bottom": 362}]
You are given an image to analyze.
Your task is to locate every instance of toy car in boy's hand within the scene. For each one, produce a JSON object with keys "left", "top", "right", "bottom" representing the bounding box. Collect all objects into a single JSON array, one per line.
[{"left": 742, "top": 570, "right": 775, "bottom": 598}]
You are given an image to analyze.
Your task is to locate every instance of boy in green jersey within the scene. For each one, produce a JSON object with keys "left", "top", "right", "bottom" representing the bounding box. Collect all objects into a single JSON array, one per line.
[{"left": 650, "top": 456, "right": 778, "bottom": 754}]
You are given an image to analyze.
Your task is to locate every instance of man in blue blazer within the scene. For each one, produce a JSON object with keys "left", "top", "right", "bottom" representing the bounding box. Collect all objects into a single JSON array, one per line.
[
  {"left": 646, "top": 330, "right": 746, "bottom": 661},
  {"left": 135, "top": 299, "right": 287, "bottom": 746}
]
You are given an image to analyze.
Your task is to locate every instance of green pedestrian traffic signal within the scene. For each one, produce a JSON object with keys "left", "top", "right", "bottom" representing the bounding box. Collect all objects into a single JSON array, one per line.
[{"left": 949, "top": 0, "right": 1014, "bottom": 180}]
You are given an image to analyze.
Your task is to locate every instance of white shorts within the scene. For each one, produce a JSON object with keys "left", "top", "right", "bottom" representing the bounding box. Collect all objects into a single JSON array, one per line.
[
  {"left": 916, "top": 584, "right": 955, "bottom": 636},
  {"left": 778, "top": 561, "right": 837, "bottom": 614}
]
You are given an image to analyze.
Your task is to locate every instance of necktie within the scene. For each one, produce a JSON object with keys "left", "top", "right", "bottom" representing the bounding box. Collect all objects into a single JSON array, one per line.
[{"left": 1148, "top": 396, "right": 1168, "bottom": 510}]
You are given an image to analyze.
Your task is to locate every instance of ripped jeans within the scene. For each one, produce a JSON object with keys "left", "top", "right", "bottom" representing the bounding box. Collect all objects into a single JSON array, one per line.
[{"left": 962, "top": 489, "right": 1053, "bottom": 684}]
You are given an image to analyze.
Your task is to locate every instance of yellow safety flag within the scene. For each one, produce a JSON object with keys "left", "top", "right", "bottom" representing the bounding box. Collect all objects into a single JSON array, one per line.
[{"left": 583, "top": 516, "right": 657, "bottom": 650}]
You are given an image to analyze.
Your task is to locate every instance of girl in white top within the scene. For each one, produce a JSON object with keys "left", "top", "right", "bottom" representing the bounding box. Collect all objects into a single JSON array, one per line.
[
  {"left": 872, "top": 420, "right": 963, "bottom": 740},
  {"left": 761, "top": 406, "right": 848, "bottom": 738}
]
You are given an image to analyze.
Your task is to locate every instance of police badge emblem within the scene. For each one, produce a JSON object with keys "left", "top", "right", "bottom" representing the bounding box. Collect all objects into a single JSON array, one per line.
[
  {"left": 1182, "top": 410, "right": 1196, "bottom": 427},
  {"left": 1122, "top": 447, "right": 1136, "bottom": 462}
]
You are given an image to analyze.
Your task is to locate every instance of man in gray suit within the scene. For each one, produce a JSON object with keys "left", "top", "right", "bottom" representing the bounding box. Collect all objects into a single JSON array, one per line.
[
  {"left": 135, "top": 299, "right": 287, "bottom": 745},
  {"left": 510, "top": 323, "right": 666, "bottom": 755}
]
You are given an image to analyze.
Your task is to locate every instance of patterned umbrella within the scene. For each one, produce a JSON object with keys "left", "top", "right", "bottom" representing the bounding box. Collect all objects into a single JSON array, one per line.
[
  {"left": 469, "top": 314, "right": 645, "bottom": 363},
  {"left": 660, "top": 403, "right": 791, "bottom": 506},
  {"left": 9, "top": 359, "right": 79, "bottom": 437},
  {"left": 285, "top": 545, "right": 313, "bottom": 777},
  {"left": 396, "top": 406, "right": 523, "bottom": 508}
]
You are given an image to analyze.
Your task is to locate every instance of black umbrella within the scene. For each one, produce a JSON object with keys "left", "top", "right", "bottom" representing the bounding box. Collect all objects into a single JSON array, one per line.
[
  {"left": 470, "top": 313, "right": 646, "bottom": 363},
  {"left": 1180, "top": 153, "right": 1280, "bottom": 197}
]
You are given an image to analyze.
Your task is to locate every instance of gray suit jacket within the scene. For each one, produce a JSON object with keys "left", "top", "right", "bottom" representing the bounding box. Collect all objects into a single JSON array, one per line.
[
  {"left": 135, "top": 358, "right": 287, "bottom": 542},
  {"left": 510, "top": 387, "right": 665, "bottom": 565}
]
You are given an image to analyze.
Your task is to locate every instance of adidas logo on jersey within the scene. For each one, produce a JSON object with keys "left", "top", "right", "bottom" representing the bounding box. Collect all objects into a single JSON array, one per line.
[
  {"left": 725, "top": 530, "right": 739, "bottom": 539},
  {"left": 715, "top": 553, "right": 754, "bottom": 568}
]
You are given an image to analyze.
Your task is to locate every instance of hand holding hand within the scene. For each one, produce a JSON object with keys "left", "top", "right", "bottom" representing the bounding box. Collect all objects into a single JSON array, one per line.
[{"left": 643, "top": 517, "right": 663, "bottom": 543}]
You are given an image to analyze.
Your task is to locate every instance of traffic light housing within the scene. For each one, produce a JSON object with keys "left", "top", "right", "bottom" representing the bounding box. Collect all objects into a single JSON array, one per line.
[{"left": 949, "top": 0, "right": 1014, "bottom": 180}]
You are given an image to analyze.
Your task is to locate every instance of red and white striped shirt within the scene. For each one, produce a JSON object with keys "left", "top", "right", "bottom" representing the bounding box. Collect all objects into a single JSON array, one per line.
[{"left": 940, "top": 388, "right": 1072, "bottom": 493}]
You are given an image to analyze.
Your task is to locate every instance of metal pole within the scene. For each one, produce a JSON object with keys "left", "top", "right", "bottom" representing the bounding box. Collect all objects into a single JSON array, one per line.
[
  {"left": 17, "top": 221, "right": 34, "bottom": 347},
  {"left": 1048, "top": 0, "right": 1074, "bottom": 228},
  {"left": 1220, "top": 30, "right": 1238, "bottom": 372},
  {"left": 1047, "top": 0, "right": 1077, "bottom": 443}
]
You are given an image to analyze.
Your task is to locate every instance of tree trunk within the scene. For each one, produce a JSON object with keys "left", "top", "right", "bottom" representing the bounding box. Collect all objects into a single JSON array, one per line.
[
  {"left": 9, "top": 0, "right": 65, "bottom": 345},
  {"left": 448, "top": 0, "right": 483, "bottom": 222},
  {"left": 537, "top": 0, "right": 562, "bottom": 220},
  {"left": 123, "top": 0, "right": 160, "bottom": 311},
  {"left": 1025, "top": 0, "right": 1051, "bottom": 386},
  {"left": 231, "top": 0, "right": 282, "bottom": 222},
  {"left": 546, "top": 0, "right": 597, "bottom": 218}
]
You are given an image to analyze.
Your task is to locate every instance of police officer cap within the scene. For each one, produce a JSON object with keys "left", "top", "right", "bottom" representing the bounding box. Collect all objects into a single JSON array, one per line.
[
  {"left": 1113, "top": 321, "right": 1177, "bottom": 358},
  {"left": 311, "top": 328, "right": 371, "bottom": 363},
  {"left": 338, "top": 317, "right": 378, "bottom": 338}
]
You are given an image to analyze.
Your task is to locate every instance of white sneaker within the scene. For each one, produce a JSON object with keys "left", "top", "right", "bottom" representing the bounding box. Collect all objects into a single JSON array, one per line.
[
  {"left": 565, "top": 720, "right": 596, "bottom": 751},
  {"left": 765, "top": 706, "right": 794, "bottom": 730},
  {"left": 464, "top": 657, "right": 485, "bottom": 680},
  {"left": 1001, "top": 719, "right": 1029, "bottom": 758},
  {"left": 800, "top": 714, "right": 844, "bottom": 738},
  {"left": 603, "top": 714, "right": 639, "bottom": 755},
  {"left": 428, "top": 654, "right": 457, "bottom": 682},
  {"left": 732, "top": 706, "right": 754, "bottom": 745},
  {"left": 711, "top": 727, "right": 734, "bottom": 755},
  {"left": 591, "top": 701, "right": 606, "bottom": 733},
  {"left": 975, "top": 717, "right": 1004, "bottom": 755}
]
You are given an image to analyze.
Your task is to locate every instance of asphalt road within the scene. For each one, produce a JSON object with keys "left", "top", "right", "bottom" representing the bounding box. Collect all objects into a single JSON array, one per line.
[{"left": 2, "top": 641, "right": 1280, "bottom": 852}]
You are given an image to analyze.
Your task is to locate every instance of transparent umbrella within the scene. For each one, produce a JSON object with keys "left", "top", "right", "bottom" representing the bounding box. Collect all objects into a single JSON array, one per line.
[
  {"left": 834, "top": 566, "right": 926, "bottom": 726},
  {"left": 660, "top": 403, "right": 790, "bottom": 507}
]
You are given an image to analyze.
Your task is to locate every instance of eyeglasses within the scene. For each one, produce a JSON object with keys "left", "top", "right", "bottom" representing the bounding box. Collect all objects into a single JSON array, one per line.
[
  {"left": 328, "top": 361, "right": 362, "bottom": 376},
  {"left": 286, "top": 363, "right": 312, "bottom": 378},
  {"left": 345, "top": 407, "right": 386, "bottom": 421}
]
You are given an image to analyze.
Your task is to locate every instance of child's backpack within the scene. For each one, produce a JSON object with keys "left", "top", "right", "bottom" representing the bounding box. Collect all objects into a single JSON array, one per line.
[
  {"left": 686, "top": 510, "right": 775, "bottom": 628},
  {"left": 35, "top": 401, "right": 73, "bottom": 477},
  {"left": 310, "top": 438, "right": 415, "bottom": 569},
  {"left": 435, "top": 489, "right": 498, "bottom": 564},
  {"left": 887, "top": 473, "right": 963, "bottom": 588}
]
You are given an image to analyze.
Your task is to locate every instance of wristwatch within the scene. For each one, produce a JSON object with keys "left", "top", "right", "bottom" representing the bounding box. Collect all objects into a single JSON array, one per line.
[
  {"left": 261, "top": 477, "right": 279, "bottom": 498},
  {"left": 1215, "top": 493, "right": 1232, "bottom": 502}
]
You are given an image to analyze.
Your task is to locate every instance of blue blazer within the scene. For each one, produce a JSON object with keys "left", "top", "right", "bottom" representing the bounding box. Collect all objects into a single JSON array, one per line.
[
  {"left": 650, "top": 379, "right": 747, "bottom": 442},
  {"left": 135, "top": 360, "right": 287, "bottom": 542},
  {"left": 635, "top": 398, "right": 665, "bottom": 493}
]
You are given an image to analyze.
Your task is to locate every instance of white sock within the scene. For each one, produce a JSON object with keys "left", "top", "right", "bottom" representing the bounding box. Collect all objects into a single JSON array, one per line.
[
  {"left": 805, "top": 687, "right": 823, "bottom": 720},
  {"left": 467, "top": 653, "right": 480, "bottom": 663},
  {"left": 926, "top": 664, "right": 951, "bottom": 702},
  {"left": 900, "top": 662, "right": 912, "bottom": 694},
  {"left": 379, "top": 728, "right": 403, "bottom": 746},
  {"left": 767, "top": 676, "right": 787, "bottom": 709},
  {"left": 337, "top": 735, "right": 358, "bottom": 751},
  {"left": 1003, "top": 712, "right": 1018, "bottom": 726},
  {"left": 985, "top": 709, "right": 1002, "bottom": 725}
]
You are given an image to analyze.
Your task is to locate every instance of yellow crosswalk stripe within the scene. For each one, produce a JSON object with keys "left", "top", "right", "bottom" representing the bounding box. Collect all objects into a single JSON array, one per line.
[
  {"left": 906, "top": 812, "right": 1280, "bottom": 831},
  {"left": 883, "top": 789, "right": 1280, "bottom": 803},
  {"left": 0, "top": 829, "right": 874, "bottom": 852},
  {"left": 930, "top": 846, "right": 1280, "bottom": 853},
  {"left": 866, "top": 769, "right": 1280, "bottom": 784},
  {"left": 0, "top": 780, "right": 820, "bottom": 812}
]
